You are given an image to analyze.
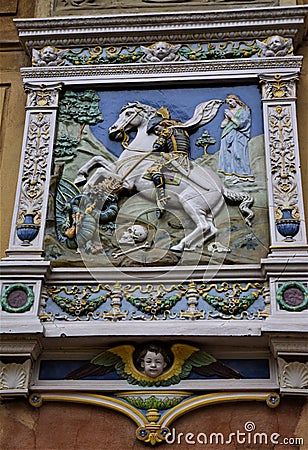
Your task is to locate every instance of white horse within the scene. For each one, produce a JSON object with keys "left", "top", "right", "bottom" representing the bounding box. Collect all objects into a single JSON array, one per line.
[{"left": 75, "top": 101, "right": 254, "bottom": 252}]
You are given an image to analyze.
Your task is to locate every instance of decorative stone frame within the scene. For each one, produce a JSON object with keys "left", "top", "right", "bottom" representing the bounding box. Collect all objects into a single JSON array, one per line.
[
  {"left": 0, "top": 5, "right": 308, "bottom": 446},
  {"left": 3, "top": 7, "right": 306, "bottom": 326}
]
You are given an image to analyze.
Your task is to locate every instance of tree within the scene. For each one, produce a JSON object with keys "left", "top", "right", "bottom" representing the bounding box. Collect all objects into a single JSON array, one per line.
[{"left": 57, "top": 89, "right": 103, "bottom": 139}]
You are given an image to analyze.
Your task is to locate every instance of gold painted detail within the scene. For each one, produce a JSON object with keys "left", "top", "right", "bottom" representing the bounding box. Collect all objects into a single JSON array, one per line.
[
  {"left": 136, "top": 409, "right": 170, "bottom": 445},
  {"left": 25, "top": 83, "right": 62, "bottom": 107},
  {"left": 31, "top": 38, "right": 284, "bottom": 68},
  {"left": 42, "top": 281, "right": 266, "bottom": 322},
  {"left": 16, "top": 112, "right": 52, "bottom": 231},
  {"left": 198, "top": 282, "right": 264, "bottom": 316},
  {"left": 267, "top": 104, "right": 299, "bottom": 222},
  {"left": 29, "top": 391, "right": 280, "bottom": 446},
  {"left": 260, "top": 74, "right": 298, "bottom": 100}
]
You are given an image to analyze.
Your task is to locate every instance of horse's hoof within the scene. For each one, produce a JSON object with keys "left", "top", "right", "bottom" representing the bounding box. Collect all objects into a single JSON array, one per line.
[
  {"left": 170, "top": 243, "right": 184, "bottom": 252},
  {"left": 74, "top": 174, "right": 87, "bottom": 185}
]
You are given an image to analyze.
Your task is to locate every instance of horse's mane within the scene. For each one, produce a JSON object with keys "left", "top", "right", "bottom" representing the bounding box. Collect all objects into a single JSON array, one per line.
[{"left": 120, "top": 101, "right": 156, "bottom": 119}]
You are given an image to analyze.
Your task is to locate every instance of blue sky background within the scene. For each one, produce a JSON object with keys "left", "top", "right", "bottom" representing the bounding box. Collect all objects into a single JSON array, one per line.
[{"left": 90, "top": 83, "right": 264, "bottom": 160}]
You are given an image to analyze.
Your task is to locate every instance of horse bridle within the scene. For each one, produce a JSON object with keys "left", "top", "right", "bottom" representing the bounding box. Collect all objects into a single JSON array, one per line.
[{"left": 117, "top": 107, "right": 143, "bottom": 148}]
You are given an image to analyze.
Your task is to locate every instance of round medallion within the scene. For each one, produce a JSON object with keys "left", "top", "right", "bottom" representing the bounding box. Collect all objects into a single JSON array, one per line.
[
  {"left": 277, "top": 282, "right": 308, "bottom": 312},
  {"left": 6, "top": 289, "right": 28, "bottom": 308},
  {"left": 1, "top": 284, "right": 34, "bottom": 313}
]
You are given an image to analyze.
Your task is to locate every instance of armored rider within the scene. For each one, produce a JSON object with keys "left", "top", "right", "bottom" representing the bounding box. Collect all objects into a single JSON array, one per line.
[{"left": 146, "top": 110, "right": 191, "bottom": 218}]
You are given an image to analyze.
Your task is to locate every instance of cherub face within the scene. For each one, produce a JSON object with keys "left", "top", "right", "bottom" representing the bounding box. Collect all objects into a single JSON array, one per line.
[
  {"left": 152, "top": 43, "right": 170, "bottom": 59},
  {"left": 141, "top": 351, "right": 167, "bottom": 378},
  {"left": 268, "top": 36, "right": 285, "bottom": 52},
  {"left": 41, "top": 46, "right": 57, "bottom": 62}
]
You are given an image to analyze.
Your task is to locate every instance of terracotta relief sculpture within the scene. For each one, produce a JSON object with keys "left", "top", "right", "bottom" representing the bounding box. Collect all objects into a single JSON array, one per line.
[
  {"left": 140, "top": 42, "right": 181, "bottom": 62},
  {"left": 65, "top": 343, "right": 242, "bottom": 386},
  {"left": 32, "top": 46, "right": 68, "bottom": 66},
  {"left": 46, "top": 84, "right": 271, "bottom": 266},
  {"left": 74, "top": 100, "right": 254, "bottom": 253},
  {"left": 256, "top": 36, "right": 293, "bottom": 58},
  {"left": 217, "top": 95, "right": 254, "bottom": 184}
]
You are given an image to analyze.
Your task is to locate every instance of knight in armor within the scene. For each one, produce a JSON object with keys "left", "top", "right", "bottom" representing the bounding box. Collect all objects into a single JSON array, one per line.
[{"left": 147, "top": 112, "right": 191, "bottom": 218}]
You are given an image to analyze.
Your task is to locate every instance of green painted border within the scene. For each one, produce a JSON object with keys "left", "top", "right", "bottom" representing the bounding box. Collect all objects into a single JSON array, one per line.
[
  {"left": 276, "top": 281, "right": 308, "bottom": 312},
  {"left": 1, "top": 284, "right": 35, "bottom": 313}
]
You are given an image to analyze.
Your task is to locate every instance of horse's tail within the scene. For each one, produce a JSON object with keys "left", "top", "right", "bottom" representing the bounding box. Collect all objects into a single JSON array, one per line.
[{"left": 223, "top": 188, "right": 254, "bottom": 227}]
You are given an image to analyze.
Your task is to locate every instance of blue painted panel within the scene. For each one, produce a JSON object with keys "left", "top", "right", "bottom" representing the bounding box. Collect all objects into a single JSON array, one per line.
[
  {"left": 39, "top": 358, "right": 270, "bottom": 380},
  {"left": 90, "top": 83, "right": 263, "bottom": 160}
]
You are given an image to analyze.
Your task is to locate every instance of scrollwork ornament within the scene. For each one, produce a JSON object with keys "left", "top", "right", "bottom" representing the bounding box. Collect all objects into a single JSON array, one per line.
[
  {"left": 260, "top": 74, "right": 298, "bottom": 100},
  {"left": 16, "top": 112, "right": 52, "bottom": 244},
  {"left": 266, "top": 103, "right": 301, "bottom": 240},
  {"left": 25, "top": 83, "right": 62, "bottom": 108}
]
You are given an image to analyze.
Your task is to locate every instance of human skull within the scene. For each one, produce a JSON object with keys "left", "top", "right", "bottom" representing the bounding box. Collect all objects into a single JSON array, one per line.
[{"left": 119, "top": 224, "right": 148, "bottom": 245}]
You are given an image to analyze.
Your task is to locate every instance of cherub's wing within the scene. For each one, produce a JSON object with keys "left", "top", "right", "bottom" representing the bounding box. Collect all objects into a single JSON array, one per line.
[
  {"left": 64, "top": 349, "right": 121, "bottom": 379},
  {"left": 175, "top": 99, "right": 223, "bottom": 130},
  {"left": 256, "top": 39, "right": 267, "bottom": 50},
  {"left": 284, "top": 38, "right": 293, "bottom": 54},
  {"left": 170, "top": 44, "right": 181, "bottom": 54},
  {"left": 113, "top": 343, "right": 198, "bottom": 386},
  {"left": 140, "top": 46, "right": 154, "bottom": 58},
  {"left": 187, "top": 349, "right": 243, "bottom": 379},
  {"left": 32, "top": 49, "right": 41, "bottom": 64},
  {"left": 108, "top": 345, "right": 139, "bottom": 381}
]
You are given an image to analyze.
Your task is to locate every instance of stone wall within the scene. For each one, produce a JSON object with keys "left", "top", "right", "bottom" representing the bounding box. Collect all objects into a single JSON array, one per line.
[
  {"left": 0, "top": 397, "right": 307, "bottom": 449},
  {"left": 0, "top": 1, "right": 307, "bottom": 449},
  {"left": 0, "top": 0, "right": 34, "bottom": 257}
]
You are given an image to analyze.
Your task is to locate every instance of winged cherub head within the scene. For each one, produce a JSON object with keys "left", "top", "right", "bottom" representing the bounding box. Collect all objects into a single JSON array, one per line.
[{"left": 136, "top": 344, "right": 171, "bottom": 378}]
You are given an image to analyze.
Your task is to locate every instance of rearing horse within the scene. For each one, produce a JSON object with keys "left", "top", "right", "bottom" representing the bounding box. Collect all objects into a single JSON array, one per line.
[{"left": 76, "top": 101, "right": 254, "bottom": 252}]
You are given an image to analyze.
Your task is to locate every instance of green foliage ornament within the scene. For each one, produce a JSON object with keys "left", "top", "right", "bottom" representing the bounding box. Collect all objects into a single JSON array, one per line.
[
  {"left": 126, "top": 293, "right": 184, "bottom": 317},
  {"left": 51, "top": 294, "right": 107, "bottom": 317},
  {"left": 202, "top": 291, "right": 259, "bottom": 315}
]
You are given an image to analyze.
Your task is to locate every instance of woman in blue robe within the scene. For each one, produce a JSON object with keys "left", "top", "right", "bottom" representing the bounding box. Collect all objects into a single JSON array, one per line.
[{"left": 218, "top": 94, "right": 254, "bottom": 183}]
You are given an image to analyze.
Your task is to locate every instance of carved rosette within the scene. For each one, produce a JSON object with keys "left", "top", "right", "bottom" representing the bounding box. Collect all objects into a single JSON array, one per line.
[
  {"left": 8, "top": 83, "right": 62, "bottom": 252},
  {"left": 259, "top": 74, "right": 307, "bottom": 247}
]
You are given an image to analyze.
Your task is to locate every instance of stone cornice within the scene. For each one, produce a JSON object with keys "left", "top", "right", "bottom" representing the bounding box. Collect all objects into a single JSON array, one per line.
[
  {"left": 14, "top": 6, "right": 308, "bottom": 55},
  {"left": 19, "top": 57, "right": 303, "bottom": 84}
]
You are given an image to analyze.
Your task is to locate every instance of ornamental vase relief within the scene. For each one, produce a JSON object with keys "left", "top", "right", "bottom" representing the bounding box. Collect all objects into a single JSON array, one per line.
[
  {"left": 259, "top": 74, "right": 307, "bottom": 247},
  {"left": 9, "top": 84, "right": 62, "bottom": 250},
  {"left": 269, "top": 103, "right": 301, "bottom": 242},
  {"left": 15, "top": 112, "right": 51, "bottom": 245}
]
